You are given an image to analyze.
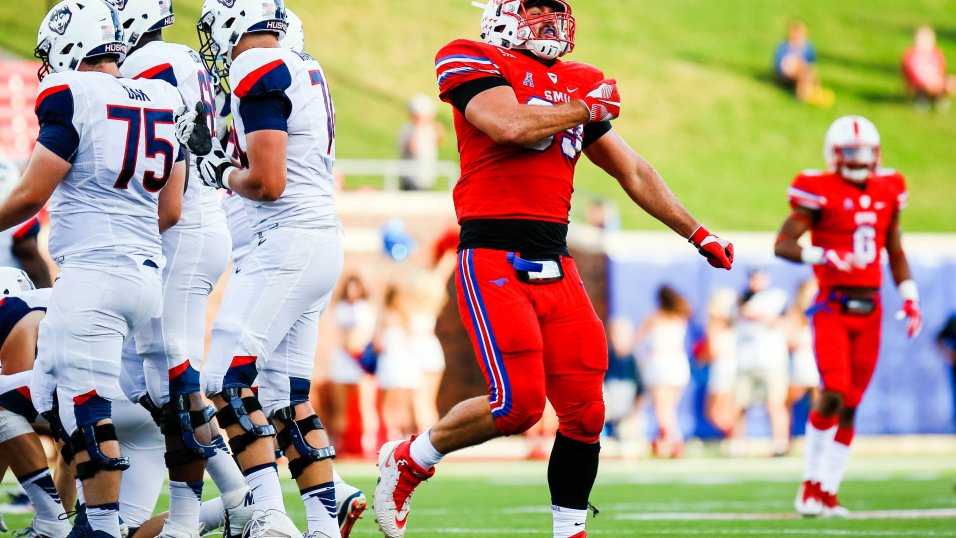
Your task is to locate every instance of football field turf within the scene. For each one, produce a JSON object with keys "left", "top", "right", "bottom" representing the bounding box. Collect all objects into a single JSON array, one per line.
[{"left": 4, "top": 453, "right": 955, "bottom": 537}]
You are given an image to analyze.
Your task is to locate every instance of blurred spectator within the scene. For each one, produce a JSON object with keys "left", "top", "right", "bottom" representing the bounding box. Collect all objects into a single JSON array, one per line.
[
  {"left": 773, "top": 20, "right": 834, "bottom": 107},
  {"left": 0, "top": 154, "right": 52, "bottom": 287},
  {"left": 398, "top": 93, "right": 444, "bottom": 191},
  {"left": 407, "top": 268, "right": 449, "bottom": 432},
  {"left": 636, "top": 285, "right": 692, "bottom": 458},
  {"left": 702, "top": 288, "right": 739, "bottom": 437},
  {"left": 902, "top": 26, "right": 956, "bottom": 112},
  {"left": 329, "top": 274, "right": 377, "bottom": 456},
  {"left": 373, "top": 284, "right": 421, "bottom": 441},
  {"left": 937, "top": 312, "right": 956, "bottom": 422},
  {"left": 584, "top": 199, "right": 621, "bottom": 232},
  {"left": 787, "top": 279, "right": 820, "bottom": 410},
  {"left": 603, "top": 317, "right": 645, "bottom": 455},
  {"left": 733, "top": 268, "right": 791, "bottom": 456}
]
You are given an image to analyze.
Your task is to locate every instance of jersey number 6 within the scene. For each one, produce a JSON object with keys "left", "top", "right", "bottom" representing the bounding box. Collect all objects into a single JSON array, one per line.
[{"left": 107, "top": 105, "right": 176, "bottom": 192}]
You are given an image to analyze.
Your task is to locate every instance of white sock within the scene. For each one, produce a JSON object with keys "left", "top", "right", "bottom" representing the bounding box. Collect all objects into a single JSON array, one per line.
[
  {"left": 87, "top": 502, "right": 120, "bottom": 536},
  {"left": 75, "top": 479, "right": 85, "bottom": 507},
  {"left": 301, "top": 482, "right": 338, "bottom": 536},
  {"left": 245, "top": 463, "right": 285, "bottom": 512},
  {"left": 167, "top": 480, "right": 203, "bottom": 530},
  {"left": 18, "top": 469, "right": 66, "bottom": 523},
  {"left": 206, "top": 436, "right": 249, "bottom": 497},
  {"left": 199, "top": 496, "right": 225, "bottom": 533},
  {"left": 802, "top": 422, "right": 836, "bottom": 483},
  {"left": 332, "top": 468, "right": 343, "bottom": 486},
  {"left": 409, "top": 431, "right": 444, "bottom": 469},
  {"left": 552, "top": 505, "right": 587, "bottom": 538},
  {"left": 821, "top": 440, "right": 852, "bottom": 495}
]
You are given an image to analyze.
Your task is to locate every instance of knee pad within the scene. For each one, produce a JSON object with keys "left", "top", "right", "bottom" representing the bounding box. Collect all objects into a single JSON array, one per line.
[
  {"left": 495, "top": 406, "right": 544, "bottom": 437},
  {"left": 563, "top": 401, "right": 605, "bottom": 443},
  {"left": 213, "top": 388, "right": 275, "bottom": 457},
  {"left": 272, "top": 405, "right": 335, "bottom": 479},
  {"left": 69, "top": 423, "right": 130, "bottom": 480},
  {"left": 160, "top": 393, "right": 218, "bottom": 468},
  {"left": 0, "top": 409, "right": 34, "bottom": 444},
  {"left": 138, "top": 394, "right": 163, "bottom": 427},
  {"left": 40, "top": 404, "right": 75, "bottom": 464}
]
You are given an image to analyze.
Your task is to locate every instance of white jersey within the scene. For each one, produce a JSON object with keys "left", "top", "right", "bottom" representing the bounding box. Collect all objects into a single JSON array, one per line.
[
  {"left": 121, "top": 41, "right": 226, "bottom": 230},
  {"left": 229, "top": 48, "right": 337, "bottom": 232},
  {"left": 35, "top": 71, "right": 185, "bottom": 260}
]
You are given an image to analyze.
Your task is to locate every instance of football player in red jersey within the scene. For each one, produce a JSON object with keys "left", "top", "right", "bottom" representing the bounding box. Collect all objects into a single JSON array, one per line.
[
  {"left": 373, "top": 2, "right": 734, "bottom": 537},
  {"left": 776, "top": 115, "right": 922, "bottom": 518}
]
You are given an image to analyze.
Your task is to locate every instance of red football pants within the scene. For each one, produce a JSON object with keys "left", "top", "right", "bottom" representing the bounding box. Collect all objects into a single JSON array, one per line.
[
  {"left": 455, "top": 249, "right": 608, "bottom": 443},
  {"left": 812, "top": 290, "right": 882, "bottom": 408}
]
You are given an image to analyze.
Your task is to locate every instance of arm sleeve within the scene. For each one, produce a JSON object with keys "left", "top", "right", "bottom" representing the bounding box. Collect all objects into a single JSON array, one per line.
[
  {"left": 34, "top": 80, "right": 79, "bottom": 162},
  {"left": 448, "top": 76, "right": 510, "bottom": 115},
  {"left": 436, "top": 40, "right": 504, "bottom": 103},
  {"left": 582, "top": 121, "right": 612, "bottom": 149}
]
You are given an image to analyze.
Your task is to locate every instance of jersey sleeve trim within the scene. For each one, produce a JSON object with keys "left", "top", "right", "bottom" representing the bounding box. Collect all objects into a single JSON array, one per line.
[
  {"left": 35, "top": 83, "right": 79, "bottom": 163},
  {"left": 133, "top": 63, "right": 178, "bottom": 87},
  {"left": 34, "top": 84, "right": 71, "bottom": 113},
  {"left": 435, "top": 48, "right": 503, "bottom": 96},
  {"left": 11, "top": 216, "right": 41, "bottom": 241},
  {"left": 238, "top": 93, "right": 292, "bottom": 133},
  {"left": 787, "top": 187, "right": 827, "bottom": 210},
  {"left": 233, "top": 59, "right": 292, "bottom": 99},
  {"left": 897, "top": 191, "right": 908, "bottom": 210}
]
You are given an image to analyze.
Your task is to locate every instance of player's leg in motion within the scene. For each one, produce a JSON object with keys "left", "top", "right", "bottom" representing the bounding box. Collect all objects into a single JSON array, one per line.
[
  {"left": 818, "top": 304, "right": 882, "bottom": 518},
  {"left": 204, "top": 226, "right": 342, "bottom": 533},
  {"left": 375, "top": 249, "right": 550, "bottom": 538},
  {"left": 43, "top": 260, "right": 162, "bottom": 538},
  {"left": 259, "top": 292, "right": 343, "bottom": 537},
  {"left": 540, "top": 261, "right": 607, "bottom": 538},
  {"left": 0, "top": 408, "right": 71, "bottom": 538},
  {"left": 796, "top": 300, "right": 851, "bottom": 517}
]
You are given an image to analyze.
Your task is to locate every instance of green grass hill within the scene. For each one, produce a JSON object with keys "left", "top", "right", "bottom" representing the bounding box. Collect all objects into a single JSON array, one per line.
[{"left": 2, "top": 0, "right": 954, "bottom": 231}]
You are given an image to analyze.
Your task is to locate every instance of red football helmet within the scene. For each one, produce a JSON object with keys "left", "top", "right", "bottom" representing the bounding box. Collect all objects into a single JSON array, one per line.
[{"left": 475, "top": 0, "right": 576, "bottom": 60}]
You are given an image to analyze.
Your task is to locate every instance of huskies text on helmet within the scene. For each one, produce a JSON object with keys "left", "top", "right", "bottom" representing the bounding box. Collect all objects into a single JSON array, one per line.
[
  {"left": 196, "top": 0, "right": 288, "bottom": 84},
  {"left": 824, "top": 116, "right": 881, "bottom": 183},
  {"left": 113, "top": 0, "right": 176, "bottom": 48},
  {"left": 473, "top": 0, "right": 576, "bottom": 61},
  {"left": 35, "top": 0, "right": 127, "bottom": 80}
]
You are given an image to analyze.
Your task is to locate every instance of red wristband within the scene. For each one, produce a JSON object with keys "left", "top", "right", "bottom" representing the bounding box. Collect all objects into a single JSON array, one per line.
[{"left": 689, "top": 225, "right": 710, "bottom": 247}]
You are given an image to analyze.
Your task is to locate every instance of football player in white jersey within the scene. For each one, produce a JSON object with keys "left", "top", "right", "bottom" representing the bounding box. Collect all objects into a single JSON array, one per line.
[
  {"left": 0, "top": 156, "right": 52, "bottom": 288},
  {"left": 0, "top": 269, "right": 167, "bottom": 538},
  {"left": 177, "top": 1, "right": 343, "bottom": 536},
  {"left": 111, "top": 2, "right": 254, "bottom": 537},
  {"left": 0, "top": 1, "right": 185, "bottom": 536}
]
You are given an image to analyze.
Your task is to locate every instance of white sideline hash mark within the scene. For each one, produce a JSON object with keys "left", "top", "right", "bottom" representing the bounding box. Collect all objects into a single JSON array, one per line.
[{"left": 615, "top": 507, "right": 956, "bottom": 521}]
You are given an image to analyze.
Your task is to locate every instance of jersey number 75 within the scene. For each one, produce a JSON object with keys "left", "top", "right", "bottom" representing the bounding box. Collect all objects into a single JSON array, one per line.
[{"left": 107, "top": 105, "right": 176, "bottom": 192}]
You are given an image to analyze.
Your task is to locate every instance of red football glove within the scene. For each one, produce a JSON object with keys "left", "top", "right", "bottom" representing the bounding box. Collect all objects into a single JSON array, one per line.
[
  {"left": 895, "top": 299, "right": 923, "bottom": 338},
  {"left": 579, "top": 79, "right": 620, "bottom": 123},
  {"left": 689, "top": 226, "right": 734, "bottom": 270},
  {"left": 822, "top": 249, "right": 856, "bottom": 272}
]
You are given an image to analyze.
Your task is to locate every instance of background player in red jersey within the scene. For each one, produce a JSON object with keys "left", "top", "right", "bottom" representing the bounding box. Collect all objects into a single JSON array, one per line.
[
  {"left": 373, "top": 2, "right": 734, "bottom": 537},
  {"left": 776, "top": 115, "right": 922, "bottom": 518}
]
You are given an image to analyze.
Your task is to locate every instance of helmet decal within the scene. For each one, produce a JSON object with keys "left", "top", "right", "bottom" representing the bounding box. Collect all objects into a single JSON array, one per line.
[
  {"left": 48, "top": 5, "right": 73, "bottom": 36},
  {"left": 217, "top": 0, "right": 236, "bottom": 7},
  {"left": 110, "top": 0, "right": 130, "bottom": 10}
]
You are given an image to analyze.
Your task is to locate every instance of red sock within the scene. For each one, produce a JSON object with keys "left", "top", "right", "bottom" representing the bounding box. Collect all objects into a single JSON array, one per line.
[
  {"left": 809, "top": 410, "right": 837, "bottom": 430},
  {"left": 834, "top": 426, "right": 854, "bottom": 446}
]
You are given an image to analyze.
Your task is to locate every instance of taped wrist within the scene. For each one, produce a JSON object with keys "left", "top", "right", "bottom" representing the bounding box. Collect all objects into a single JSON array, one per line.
[
  {"left": 69, "top": 424, "right": 130, "bottom": 480},
  {"left": 899, "top": 279, "right": 919, "bottom": 302},
  {"left": 801, "top": 246, "right": 825, "bottom": 265}
]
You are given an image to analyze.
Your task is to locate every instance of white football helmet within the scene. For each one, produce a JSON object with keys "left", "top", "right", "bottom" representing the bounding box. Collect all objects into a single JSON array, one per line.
[
  {"left": 472, "top": 0, "right": 576, "bottom": 60},
  {"left": 35, "top": 0, "right": 127, "bottom": 80},
  {"left": 113, "top": 0, "right": 175, "bottom": 48},
  {"left": 197, "top": 0, "right": 288, "bottom": 83},
  {"left": 280, "top": 8, "right": 304, "bottom": 53},
  {"left": 824, "top": 115, "right": 881, "bottom": 183},
  {"left": 0, "top": 267, "right": 36, "bottom": 296}
]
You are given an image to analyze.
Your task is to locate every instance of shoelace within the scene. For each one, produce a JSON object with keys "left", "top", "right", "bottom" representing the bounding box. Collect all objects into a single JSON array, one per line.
[{"left": 391, "top": 466, "right": 428, "bottom": 510}]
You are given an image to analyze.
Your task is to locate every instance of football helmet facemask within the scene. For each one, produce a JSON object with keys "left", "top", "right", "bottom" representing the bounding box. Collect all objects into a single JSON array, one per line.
[
  {"left": 473, "top": 0, "right": 576, "bottom": 60},
  {"left": 35, "top": 0, "right": 127, "bottom": 80},
  {"left": 196, "top": 0, "right": 288, "bottom": 87},
  {"left": 113, "top": 0, "right": 175, "bottom": 49},
  {"left": 824, "top": 115, "right": 881, "bottom": 183}
]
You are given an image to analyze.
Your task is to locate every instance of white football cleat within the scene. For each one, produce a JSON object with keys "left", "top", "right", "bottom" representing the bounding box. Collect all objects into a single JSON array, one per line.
[
  {"left": 242, "top": 510, "right": 301, "bottom": 538},
  {"left": 222, "top": 487, "right": 257, "bottom": 538},
  {"left": 16, "top": 516, "right": 71, "bottom": 538},
  {"left": 374, "top": 438, "right": 435, "bottom": 538},
  {"left": 335, "top": 481, "right": 367, "bottom": 538},
  {"left": 794, "top": 480, "right": 823, "bottom": 517},
  {"left": 820, "top": 491, "right": 850, "bottom": 518}
]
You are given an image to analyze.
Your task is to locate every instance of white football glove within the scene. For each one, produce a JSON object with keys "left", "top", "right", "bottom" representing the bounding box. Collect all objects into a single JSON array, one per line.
[{"left": 174, "top": 102, "right": 235, "bottom": 189}]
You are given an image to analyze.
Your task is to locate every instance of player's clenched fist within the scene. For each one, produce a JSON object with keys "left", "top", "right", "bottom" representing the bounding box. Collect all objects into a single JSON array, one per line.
[
  {"left": 689, "top": 225, "right": 734, "bottom": 270},
  {"left": 579, "top": 79, "right": 620, "bottom": 123}
]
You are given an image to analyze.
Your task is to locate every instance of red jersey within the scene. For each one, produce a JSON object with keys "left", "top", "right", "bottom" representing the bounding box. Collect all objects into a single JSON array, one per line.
[
  {"left": 435, "top": 39, "right": 604, "bottom": 225},
  {"left": 788, "top": 169, "right": 908, "bottom": 288}
]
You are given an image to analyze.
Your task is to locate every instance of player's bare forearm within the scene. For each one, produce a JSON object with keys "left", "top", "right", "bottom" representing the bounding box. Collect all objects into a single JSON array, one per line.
[
  {"left": 465, "top": 85, "right": 589, "bottom": 146},
  {"left": 584, "top": 131, "right": 698, "bottom": 238},
  {"left": 0, "top": 145, "right": 68, "bottom": 232},
  {"left": 158, "top": 161, "right": 186, "bottom": 233},
  {"left": 775, "top": 212, "right": 813, "bottom": 264},
  {"left": 886, "top": 216, "right": 913, "bottom": 286},
  {"left": 230, "top": 130, "right": 288, "bottom": 202}
]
